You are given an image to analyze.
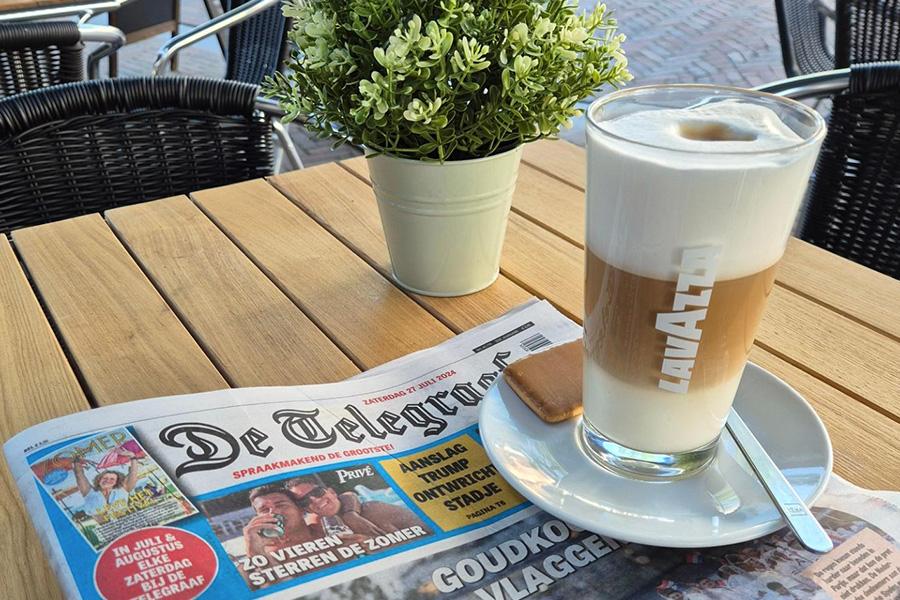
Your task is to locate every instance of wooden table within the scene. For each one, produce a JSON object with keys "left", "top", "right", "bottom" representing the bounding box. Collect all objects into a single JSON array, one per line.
[
  {"left": 0, "top": 0, "right": 131, "bottom": 22},
  {"left": 1, "top": 140, "right": 898, "bottom": 598}
]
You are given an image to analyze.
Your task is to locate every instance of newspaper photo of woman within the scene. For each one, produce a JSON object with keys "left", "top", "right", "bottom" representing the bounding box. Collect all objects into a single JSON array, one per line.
[{"left": 73, "top": 450, "right": 139, "bottom": 517}]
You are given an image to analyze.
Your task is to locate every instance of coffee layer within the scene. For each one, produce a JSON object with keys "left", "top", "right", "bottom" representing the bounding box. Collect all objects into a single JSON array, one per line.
[{"left": 584, "top": 251, "right": 776, "bottom": 391}]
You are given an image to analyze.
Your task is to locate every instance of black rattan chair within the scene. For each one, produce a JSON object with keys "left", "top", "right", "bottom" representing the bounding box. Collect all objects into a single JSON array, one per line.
[
  {"left": 776, "top": 0, "right": 900, "bottom": 77},
  {"left": 0, "top": 77, "right": 273, "bottom": 233},
  {"left": 222, "top": 0, "right": 288, "bottom": 84},
  {"left": 0, "top": 22, "right": 125, "bottom": 98},
  {"left": 0, "top": 22, "right": 83, "bottom": 98},
  {"left": 836, "top": 0, "right": 900, "bottom": 66},
  {"left": 152, "top": 0, "right": 284, "bottom": 84},
  {"left": 775, "top": 0, "right": 834, "bottom": 77},
  {"left": 758, "top": 63, "right": 900, "bottom": 278},
  {"left": 151, "top": 0, "right": 301, "bottom": 169}
]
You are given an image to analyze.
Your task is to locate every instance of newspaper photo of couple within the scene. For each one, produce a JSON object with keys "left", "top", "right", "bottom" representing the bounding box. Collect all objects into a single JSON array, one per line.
[
  {"left": 199, "top": 463, "right": 435, "bottom": 590},
  {"left": 29, "top": 427, "right": 197, "bottom": 551}
]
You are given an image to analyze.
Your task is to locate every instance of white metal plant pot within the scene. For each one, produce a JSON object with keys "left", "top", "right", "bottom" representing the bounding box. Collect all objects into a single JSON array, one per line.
[{"left": 368, "top": 146, "right": 523, "bottom": 297}]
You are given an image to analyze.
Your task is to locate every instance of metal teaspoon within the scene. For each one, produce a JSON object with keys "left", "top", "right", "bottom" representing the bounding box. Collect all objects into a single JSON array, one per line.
[{"left": 726, "top": 408, "right": 834, "bottom": 553}]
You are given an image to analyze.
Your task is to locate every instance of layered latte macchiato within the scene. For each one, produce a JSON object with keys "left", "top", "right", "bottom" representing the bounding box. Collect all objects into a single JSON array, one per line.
[{"left": 582, "top": 87, "right": 826, "bottom": 477}]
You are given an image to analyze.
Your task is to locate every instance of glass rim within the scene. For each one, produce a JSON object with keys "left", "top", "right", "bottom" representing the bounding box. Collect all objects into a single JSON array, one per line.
[{"left": 586, "top": 83, "right": 828, "bottom": 156}]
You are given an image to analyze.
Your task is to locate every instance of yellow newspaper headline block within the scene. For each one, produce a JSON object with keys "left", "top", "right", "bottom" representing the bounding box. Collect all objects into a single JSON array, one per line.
[{"left": 380, "top": 433, "right": 525, "bottom": 531}]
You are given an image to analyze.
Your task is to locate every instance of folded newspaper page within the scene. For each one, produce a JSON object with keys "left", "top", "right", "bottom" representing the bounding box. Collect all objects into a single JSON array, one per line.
[{"left": 4, "top": 300, "right": 899, "bottom": 600}]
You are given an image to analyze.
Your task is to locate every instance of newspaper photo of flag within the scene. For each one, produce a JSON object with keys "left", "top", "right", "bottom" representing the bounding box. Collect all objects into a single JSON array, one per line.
[{"left": 94, "top": 440, "right": 146, "bottom": 469}]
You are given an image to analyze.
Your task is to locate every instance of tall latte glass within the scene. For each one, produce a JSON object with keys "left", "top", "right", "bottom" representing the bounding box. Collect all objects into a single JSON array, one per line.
[{"left": 582, "top": 85, "right": 826, "bottom": 479}]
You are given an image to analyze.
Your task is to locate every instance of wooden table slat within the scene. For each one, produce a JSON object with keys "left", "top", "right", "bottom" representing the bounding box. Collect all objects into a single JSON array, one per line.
[
  {"left": 0, "top": 235, "right": 87, "bottom": 427},
  {"left": 0, "top": 235, "right": 87, "bottom": 600},
  {"left": 0, "top": 0, "right": 72, "bottom": 12},
  {"left": 12, "top": 215, "right": 228, "bottom": 405},
  {"left": 779, "top": 238, "right": 900, "bottom": 341},
  {"left": 758, "top": 288, "right": 900, "bottom": 418},
  {"left": 522, "top": 139, "right": 900, "bottom": 341},
  {"left": 522, "top": 138, "right": 587, "bottom": 190},
  {"left": 509, "top": 163, "right": 585, "bottom": 247},
  {"left": 106, "top": 196, "right": 360, "bottom": 387},
  {"left": 270, "top": 162, "right": 534, "bottom": 333},
  {"left": 749, "top": 347, "right": 900, "bottom": 490},
  {"left": 190, "top": 179, "right": 454, "bottom": 369},
  {"left": 502, "top": 212, "right": 585, "bottom": 320}
]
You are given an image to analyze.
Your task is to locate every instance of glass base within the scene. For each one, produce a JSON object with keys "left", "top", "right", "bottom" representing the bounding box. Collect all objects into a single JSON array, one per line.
[{"left": 579, "top": 417, "right": 719, "bottom": 480}]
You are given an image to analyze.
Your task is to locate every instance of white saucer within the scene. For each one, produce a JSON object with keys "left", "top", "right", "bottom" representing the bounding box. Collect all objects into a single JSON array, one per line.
[{"left": 479, "top": 363, "right": 832, "bottom": 548}]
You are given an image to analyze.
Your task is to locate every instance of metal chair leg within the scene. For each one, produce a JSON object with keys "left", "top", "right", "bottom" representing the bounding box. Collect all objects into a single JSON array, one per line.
[
  {"left": 201, "top": 0, "right": 228, "bottom": 56},
  {"left": 273, "top": 144, "right": 285, "bottom": 174},
  {"left": 272, "top": 118, "right": 304, "bottom": 171}
]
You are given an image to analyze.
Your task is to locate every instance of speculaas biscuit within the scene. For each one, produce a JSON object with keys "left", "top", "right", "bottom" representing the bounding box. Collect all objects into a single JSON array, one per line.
[{"left": 505, "top": 339, "right": 582, "bottom": 423}]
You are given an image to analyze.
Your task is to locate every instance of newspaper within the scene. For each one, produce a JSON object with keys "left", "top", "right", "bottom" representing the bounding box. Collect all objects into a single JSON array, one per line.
[{"left": 4, "top": 300, "right": 899, "bottom": 600}]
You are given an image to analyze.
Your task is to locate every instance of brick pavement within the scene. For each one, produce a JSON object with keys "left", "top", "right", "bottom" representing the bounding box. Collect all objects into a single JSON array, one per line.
[
  {"left": 562, "top": 0, "right": 788, "bottom": 144},
  {"left": 106, "top": 0, "right": 789, "bottom": 158},
  {"left": 610, "top": 0, "right": 785, "bottom": 87}
]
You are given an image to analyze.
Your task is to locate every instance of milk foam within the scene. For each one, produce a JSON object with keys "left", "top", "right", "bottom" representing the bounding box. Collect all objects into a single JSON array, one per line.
[
  {"left": 600, "top": 100, "right": 802, "bottom": 153},
  {"left": 586, "top": 100, "right": 821, "bottom": 281}
]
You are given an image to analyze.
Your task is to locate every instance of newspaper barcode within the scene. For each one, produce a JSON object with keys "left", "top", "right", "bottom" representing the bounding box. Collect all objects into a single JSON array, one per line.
[{"left": 520, "top": 333, "right": 551, "bottom": 352}]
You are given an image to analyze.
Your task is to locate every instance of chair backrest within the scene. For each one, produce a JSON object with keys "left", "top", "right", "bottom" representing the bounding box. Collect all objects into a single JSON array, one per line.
[
  {"left": 222, "top": 0, "right": 288, "bottom": 84},
  {"left": 0, "top": 22, "right": 84, "bottom": 98},
  {"left": 836, "top": 0, "right": 900, "bottom": 67},
  {"left": 0, "top": 77, "right": 273, "bottom": 234},
  {"left": 774, "top": 0, "right": 834, "bottom": 77},
  {"left": 802, "top": 62, "right": 900, "bottom": 278}
]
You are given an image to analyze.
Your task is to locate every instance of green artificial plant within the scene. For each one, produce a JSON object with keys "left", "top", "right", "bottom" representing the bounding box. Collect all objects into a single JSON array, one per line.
[{"left": 265, "top": 0, "right": 631, "bottom": 161}]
